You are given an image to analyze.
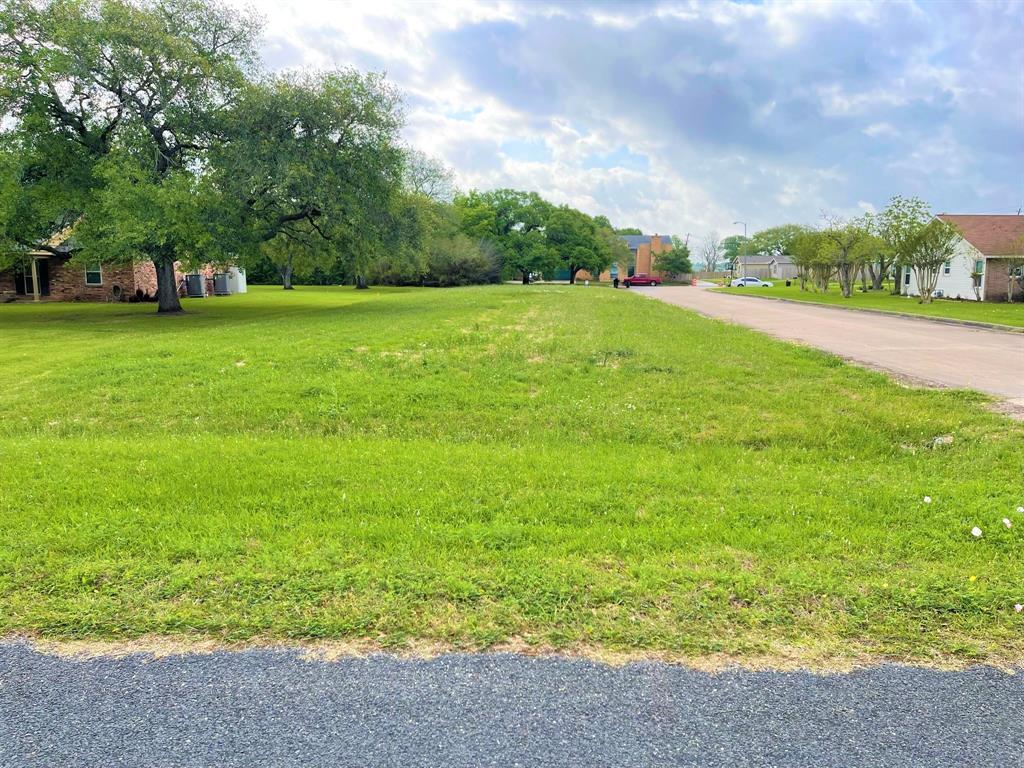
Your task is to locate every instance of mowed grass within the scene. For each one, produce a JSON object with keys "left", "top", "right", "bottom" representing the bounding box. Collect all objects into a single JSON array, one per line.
[
  {"left": 1, "top": 285, "right": 1022, "bottom": 663},
  {"left": 715, "top": 282, "right": 1024, "bottom": 328}
]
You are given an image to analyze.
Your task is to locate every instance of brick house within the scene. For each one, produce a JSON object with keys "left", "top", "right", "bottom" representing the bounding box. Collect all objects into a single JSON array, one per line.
[
  {"left": 0, "top": 229, "right": 183, "bottom": 303},
  {"left": 899, "top": 214, "right": 1024, "bottom": 302}
]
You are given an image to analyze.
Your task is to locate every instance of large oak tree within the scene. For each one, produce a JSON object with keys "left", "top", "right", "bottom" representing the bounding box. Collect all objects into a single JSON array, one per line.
[{"left": 1, "top": 0, "right": 260, "bottom": 312}]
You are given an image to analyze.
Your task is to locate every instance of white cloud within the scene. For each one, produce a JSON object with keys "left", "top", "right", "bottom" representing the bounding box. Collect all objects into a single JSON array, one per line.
[{"left": 230, "top": 0, "right": 1024, "bottom": 236}]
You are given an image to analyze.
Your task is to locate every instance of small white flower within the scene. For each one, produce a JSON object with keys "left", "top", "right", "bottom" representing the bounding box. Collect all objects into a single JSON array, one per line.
[
  {"left": 1017, "top": 506, "right": 1024, "bottom": 514},
  {"left": 923, "top": 496, "right": 932, "bottom": 504},
  {"left": 1016, "top": 604, "right": 1023, "bottom": 614},
  {"left": 971, "top": 526, "right": 983, "bottom": 538},
  {"left": 1004, "top": 518, "right": 1013, "bottom": 529}
]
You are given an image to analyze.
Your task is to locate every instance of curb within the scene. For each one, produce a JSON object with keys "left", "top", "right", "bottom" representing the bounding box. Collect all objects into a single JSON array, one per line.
[{"left": 711, "top": 289, "right": 1024, "bottom": 335}]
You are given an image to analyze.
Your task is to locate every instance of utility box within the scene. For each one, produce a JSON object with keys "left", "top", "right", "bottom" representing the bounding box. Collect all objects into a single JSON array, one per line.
[
  {"left": 226, "top": 266, "right": 247, "bottom": 294},
  {"left": 185, "top": 273, "right": 206, "bottom": 298},
  {"left": 213, "top": 273, "right": 231, "bottom": 295}
]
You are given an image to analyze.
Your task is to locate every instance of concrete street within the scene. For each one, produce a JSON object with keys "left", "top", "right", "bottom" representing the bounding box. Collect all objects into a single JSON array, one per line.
[
  {"left": 638, "top": 286, "right": 1024, "bottom": 411},
  {"left": 1, "top": 642, "right": 1020, "bottom": 768}
]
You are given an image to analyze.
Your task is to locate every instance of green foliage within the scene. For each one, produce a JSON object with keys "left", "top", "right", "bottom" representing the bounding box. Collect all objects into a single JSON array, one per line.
[
  {"left": 74, "top": 154, "right": 234, "bottom": 270},
  {"left": 425, "top": 234, "right": 501, "bottom": 286},
  {"left": 0, "top": 287, "right": 1021, "bottom": 661},
  {"left": 212, "top": 69, "right": 405, "bottom": 274},
  {"left": 615, "top": 227, "right": 642, "bottom": 235},
  {"left": 903, "top": 218, "right": 962, "bottom": 303},
  {"left": 748, "top": 224, "right": 804, "bottom": 258},
  {"left": 720, "top": 234, "right": 751, "bottom": 262},
  {"left": 655, "top": 243, "right": 693, "bottom": 278},
  {"left": 545, "top": 205, "right": 614, "bottom": 283}
]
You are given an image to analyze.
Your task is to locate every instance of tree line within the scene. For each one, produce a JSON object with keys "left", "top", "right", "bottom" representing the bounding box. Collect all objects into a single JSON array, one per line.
[
  {"left": 0, "top": 0, "right": 653, "bottom": 313},
  {"left": 706, "top": 198, "right": 974, "bottom": 304}
]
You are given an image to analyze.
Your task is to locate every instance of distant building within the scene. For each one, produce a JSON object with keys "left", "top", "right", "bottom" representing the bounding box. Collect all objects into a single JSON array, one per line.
[
  {"left": 563, "top": 234, "right": 674, "bottom": 282},
  {"left": 734, "top": 254, "right": 798, "bottom": 281}
]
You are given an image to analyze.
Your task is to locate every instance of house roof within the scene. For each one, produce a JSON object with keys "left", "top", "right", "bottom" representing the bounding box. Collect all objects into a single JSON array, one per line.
[
  {"left": 619, "top": 234, "right": 671, "bottom": 250},
  {"left": 27, "top": 224, "right": 76, "bottom": 256},
  {"left": 737, "top": 253, "right": 798, "bottom": 265},
  {"left": 937, "top": 214, "right": 1024, "bottom": 256}
]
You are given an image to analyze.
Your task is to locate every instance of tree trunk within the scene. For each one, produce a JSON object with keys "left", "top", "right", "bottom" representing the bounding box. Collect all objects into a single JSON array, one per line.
[
  {"left": 355, "top": 275, "right": 368, "bottom": 290},
  {"left": 279, "top": 260, "right": 294, "bottom": 290},
  {"left": 869, "top": 264, "right": 885, "bottom": 291},
  {"left": 568, "top": 268, "right": 577, "bottom": 285},
  {"left": 154, "top": 259, "right": 182, "bottom": 314},
  {"left": 521, "top": 272, "right": 530, "bottom": 285},
  {"left": 891, "top": 265, "right": 903, "bottom": 295}
]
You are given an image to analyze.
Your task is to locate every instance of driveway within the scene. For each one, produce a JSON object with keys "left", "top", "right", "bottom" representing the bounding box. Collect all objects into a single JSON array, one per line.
[
  {"left": 1, "top": 643, "right": 1020, "bottom": 767},
  {"left": 638, "top": 286, "right": 1024, "bottom": 410}
]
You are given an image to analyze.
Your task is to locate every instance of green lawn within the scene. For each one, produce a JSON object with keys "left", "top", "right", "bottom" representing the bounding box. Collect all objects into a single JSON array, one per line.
[
  {"left": 714, "top": 282, "right": 1024, "bottom": 328},
  {"left": 1, "top": 285, "right": 1022, "bottom": 664}
]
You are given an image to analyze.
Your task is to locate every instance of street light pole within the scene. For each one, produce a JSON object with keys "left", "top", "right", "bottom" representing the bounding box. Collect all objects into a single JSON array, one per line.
[{"left": 730, "top": 221, "right": 748, "bottom": 280}]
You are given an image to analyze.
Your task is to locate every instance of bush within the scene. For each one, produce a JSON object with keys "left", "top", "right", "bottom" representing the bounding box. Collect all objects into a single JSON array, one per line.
[{"left": 425, "top": 235, "right": 501, "bottom": 286}]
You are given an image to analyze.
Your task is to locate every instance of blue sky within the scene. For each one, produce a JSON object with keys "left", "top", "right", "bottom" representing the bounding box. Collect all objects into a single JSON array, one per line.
[{"left": 242, "top": 0, "right": 1023, "bottom": 244}]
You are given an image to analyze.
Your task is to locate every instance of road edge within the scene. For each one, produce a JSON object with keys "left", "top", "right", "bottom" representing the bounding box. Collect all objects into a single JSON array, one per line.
[{"left": 709, "top": 288, "right": 1024, "bottom": 334}]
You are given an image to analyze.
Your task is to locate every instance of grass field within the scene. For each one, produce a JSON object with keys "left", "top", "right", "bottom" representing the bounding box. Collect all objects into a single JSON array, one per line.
[
  {"left": 1, "top": 285, "right": 1023, "bottom": 664},
  {"left": 714, "top": 282, "right": 1024, "bottom": 328}
]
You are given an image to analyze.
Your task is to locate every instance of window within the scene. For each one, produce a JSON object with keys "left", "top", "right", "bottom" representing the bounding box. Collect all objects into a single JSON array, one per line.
[
  {"left": 975, "top": 260, "right": 984, "bottom": 274},
  {"left": 943, "top": 261, "right": 951, "bottom": 275},
  {"left": 904, "top": 269, "right": 911, "bottom": 286},
  {"left": 85, "top": 263, "right": 102, "bottom": 286}
]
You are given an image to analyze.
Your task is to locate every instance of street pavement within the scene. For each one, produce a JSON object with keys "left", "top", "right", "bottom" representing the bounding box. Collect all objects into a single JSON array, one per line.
[
  {"left": 638, "top": 286, "right": 1024, "bottom": 412},
  {"left": 1, "top": 641, "right": 1020, "bottom": 767}
]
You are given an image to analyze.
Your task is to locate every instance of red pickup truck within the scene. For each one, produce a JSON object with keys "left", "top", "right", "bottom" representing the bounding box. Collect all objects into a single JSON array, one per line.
[{"left": 623, "top": 273, "right": 661, "bottom": 287}]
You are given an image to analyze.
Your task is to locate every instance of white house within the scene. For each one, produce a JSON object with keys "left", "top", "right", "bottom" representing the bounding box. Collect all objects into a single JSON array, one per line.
[{"left": 900, "top": 214, "right": 1024, "bottom": 302}]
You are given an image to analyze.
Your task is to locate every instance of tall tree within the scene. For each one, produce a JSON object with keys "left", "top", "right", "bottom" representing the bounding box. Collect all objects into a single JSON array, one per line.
[
  {"left": 902, "top": 218, "right": 961, "bottom": 304},
  {"left": 874, "top": 196, "right": 932, "bottom": 295},
  {"left": 788, "top": 228, "right": 822, "bottom": 291},
  {"left": 701, "top": 232, "right": 722, "bottom": 272},
  {"left": 820, "top": 216, "right": 872, "bottom": 298},
  {"left": 453, "top": 189, "right": 551, "bottom": 283},
  {"left": 655, "top": 241, "right": 693, "bottom": 279},
  {"left": 1, "top": 0, "right": 260, "bottom": 312},
  {"left": 545, "top": 206, "right": 610, "bottom": 284},
  {"left": 748, "top": 224, "right": 804, "bottom": 258},
  {"left": 403, "top": 149, "right": 456, "bottom": 203},
  {"left": 720, "top": 234, "right": 750, "bottom": 266},
  {"left": 211, "top": 70, "right": 405, "bottom": 289}
]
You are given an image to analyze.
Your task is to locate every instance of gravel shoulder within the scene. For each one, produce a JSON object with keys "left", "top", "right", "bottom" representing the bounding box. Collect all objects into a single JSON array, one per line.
[{"left": 1, "top": 641, "right": 1020, "bottom": 768}]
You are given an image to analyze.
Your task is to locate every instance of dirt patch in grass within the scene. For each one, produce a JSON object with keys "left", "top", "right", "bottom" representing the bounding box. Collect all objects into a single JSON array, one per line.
[{"left": 13, "top": 634, "right": 1022, "bottom": 674}]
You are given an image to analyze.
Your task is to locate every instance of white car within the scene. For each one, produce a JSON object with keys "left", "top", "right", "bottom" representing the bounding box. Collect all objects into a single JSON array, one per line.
[{"left": 730, "top": 277, "right": 774, "bottom": 288}]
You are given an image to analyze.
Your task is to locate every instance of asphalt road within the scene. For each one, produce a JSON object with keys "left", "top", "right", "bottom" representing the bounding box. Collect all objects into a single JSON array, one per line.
[
  {"left": 1, "top": 642, "right": 1021, "bottom": 767},
  {"left": 637, "top": 286, "right": 1024, "bottom": 411}
]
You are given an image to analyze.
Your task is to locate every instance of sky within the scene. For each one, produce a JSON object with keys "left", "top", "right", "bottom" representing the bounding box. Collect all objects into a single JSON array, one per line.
[{"left": 235, "top": 0, "right": 1024, "bottom": 242}]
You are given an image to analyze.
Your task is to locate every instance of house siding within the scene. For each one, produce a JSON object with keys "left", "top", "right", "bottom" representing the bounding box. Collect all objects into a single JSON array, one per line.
[{"left": 901, "top": 237, "right": 982, "bottom": 301}]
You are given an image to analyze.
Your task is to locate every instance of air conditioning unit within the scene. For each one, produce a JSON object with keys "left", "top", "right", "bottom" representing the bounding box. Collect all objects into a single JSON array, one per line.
[
  {"left": 213, "top": 273, "right": 231, "bottom": 295},
  {"left": 185, "top": 274, "right": 206, "bottom": 298}
]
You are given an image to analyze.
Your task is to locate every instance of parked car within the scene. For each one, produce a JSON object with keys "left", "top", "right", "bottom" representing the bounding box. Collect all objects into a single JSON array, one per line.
[
  {"left": 729, "top": 277, "right": 774, "bottom": 288},
  {"left": 623, "top": 273, "right": 661, "bottom": 287}
]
